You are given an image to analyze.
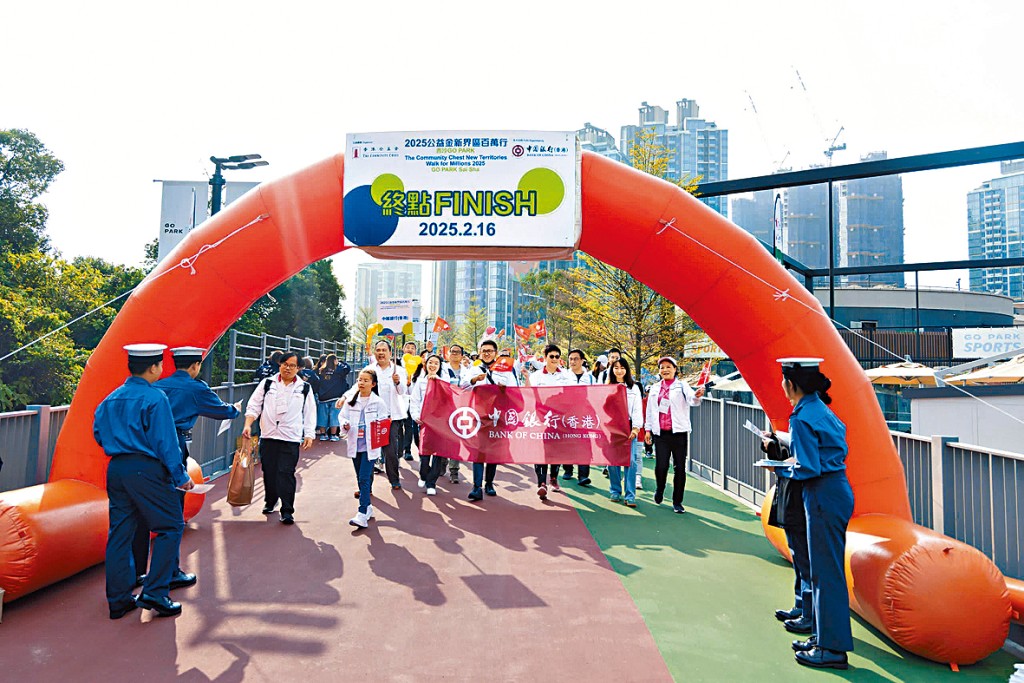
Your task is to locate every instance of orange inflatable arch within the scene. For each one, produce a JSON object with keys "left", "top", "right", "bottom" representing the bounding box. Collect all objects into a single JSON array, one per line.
[{"left": 0, "top": 152, "right": 1013, "bottom": 665}]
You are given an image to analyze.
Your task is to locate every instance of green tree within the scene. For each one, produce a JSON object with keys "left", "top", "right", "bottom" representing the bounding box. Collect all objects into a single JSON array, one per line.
[
  {"left": 0, "top": 129, "right": 64, "bottom": 255},
  {"left": 453, "top": 299, "right": 489, "bottom": 351}
]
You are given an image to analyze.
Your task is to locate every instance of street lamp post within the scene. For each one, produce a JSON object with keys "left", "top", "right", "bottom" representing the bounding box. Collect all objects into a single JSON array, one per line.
[
  {"left": 209, "top": 154, "right": 269, "bottom": 215},
  {"left": 205, "top": 154, "right": 269, "bottom": 383}
]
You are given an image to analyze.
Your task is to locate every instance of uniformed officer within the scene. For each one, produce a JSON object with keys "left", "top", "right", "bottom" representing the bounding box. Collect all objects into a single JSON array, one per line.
[
  {"left": 777, "top": 357, "right": 854, "bottom": 670},
  {"left": 94, "top": 344, "right": 195, "bottom": 619},
  {"left": 130, "top": 346, "right": 240, "bottom": 589}
]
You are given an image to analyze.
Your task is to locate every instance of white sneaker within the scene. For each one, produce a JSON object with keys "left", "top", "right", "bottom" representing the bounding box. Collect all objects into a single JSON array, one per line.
[
  {"left": 426, "top": 487, "right": 437, "bottom": 496},
  {"left": 418, "top": 479, "right": 426, "bottom": 488},
  {"left": 348, "top": 512, "right": 369, "bottom": 528},
  {"left": 366, "top": 505, "right": 375, "bottom": 519},
  {"left": 636, "top": 476, "right": 643, "bottom": 489}
]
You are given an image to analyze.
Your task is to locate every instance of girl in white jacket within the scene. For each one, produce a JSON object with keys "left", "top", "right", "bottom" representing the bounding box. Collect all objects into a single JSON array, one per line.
[
  {"left": 337, "top": 369, "right": 389, "bottom": 528},
  {"left": 410, "top": 354, "right": 447, "bottom": 495},
  {"left": 607, "top": 358, "right": 644, "bottom": 507}
]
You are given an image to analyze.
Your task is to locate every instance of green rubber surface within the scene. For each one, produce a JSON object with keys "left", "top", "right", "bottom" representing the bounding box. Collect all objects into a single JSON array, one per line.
[{"left": 563, "top": 462, "right": 1018, "bottom": 682}]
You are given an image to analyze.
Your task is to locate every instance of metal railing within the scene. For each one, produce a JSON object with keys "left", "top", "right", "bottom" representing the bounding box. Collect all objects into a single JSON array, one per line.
[
  {"left": 227, "top": 329, "right": 365, "bottom": 384},
  {"left": 687, "top": 396, "right": 1024, "bottom": 581}
]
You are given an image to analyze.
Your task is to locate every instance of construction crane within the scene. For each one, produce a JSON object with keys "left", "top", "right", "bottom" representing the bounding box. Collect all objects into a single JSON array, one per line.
[
  {"left": 745, "top": 89, "right": 791, "bottom": 172},
  {"left": 793, "top": 67, "right": 847, "bottom": 165}
]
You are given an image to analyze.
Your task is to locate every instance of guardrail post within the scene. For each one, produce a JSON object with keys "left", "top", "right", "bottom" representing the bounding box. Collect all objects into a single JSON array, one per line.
[
  {"left": 260, "top": 333, "right": 267, "bottom": 361},
  {"left": 718, "top": 398, "right": 726, "bottom": 482},
  {"left": 930, "top": 435, "right": 957, "bottom": 535},
  {"left": 26, "top": 404, "right": 51, "bottom": 485},
  {"left": 228, "top": 329, "right": 238, "bottom": 386}
]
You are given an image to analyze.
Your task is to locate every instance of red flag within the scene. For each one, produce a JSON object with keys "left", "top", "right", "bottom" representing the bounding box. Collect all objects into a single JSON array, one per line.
[
  {"left": 697, "top": 360, "right": 713, "bottom": 386},
  {"left": 369, "top": 418, "right": 391, "bottom": 449},
  {"left": 534, "top": 319, "right": 547, "bottom": 338},
  {"left": 514, "top": 324, "right": 531, "bottom": 340},
  {"left": 419, "top": 381, "right": 631, "bottom": 466},
  {"left": 490, "top": 356, "right": 515, "bottom": 373},
  {"left": 433, "top": 316, "right": 451, "bottom": 333}
]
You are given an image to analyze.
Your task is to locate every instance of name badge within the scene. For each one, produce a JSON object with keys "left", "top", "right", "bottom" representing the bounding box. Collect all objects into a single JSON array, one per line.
[
  {"left": 357, "top": 425, "right": 366, "bottom": 440},
  {"left": 659, "top": 400, "right": 671, "bottom": 414}
]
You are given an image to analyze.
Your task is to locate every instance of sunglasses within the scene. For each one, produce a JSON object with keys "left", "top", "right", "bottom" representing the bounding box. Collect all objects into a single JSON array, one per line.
[{"left": 547, "top": 354, "right": 561, "bottom": 359}]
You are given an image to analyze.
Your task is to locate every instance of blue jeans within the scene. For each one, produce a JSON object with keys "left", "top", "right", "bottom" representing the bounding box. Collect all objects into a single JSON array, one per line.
[
  {"left": 352, "top": 452, "right": 376, "bottom": 514},
  {"left": 608, "top": 438, "right": 641, "bottom": 502}
]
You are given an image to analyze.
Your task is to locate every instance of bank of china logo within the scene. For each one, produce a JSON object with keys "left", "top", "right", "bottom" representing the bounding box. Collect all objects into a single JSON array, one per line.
[{"left": 449, "top": 407, "right": 481, "bottom": 439}]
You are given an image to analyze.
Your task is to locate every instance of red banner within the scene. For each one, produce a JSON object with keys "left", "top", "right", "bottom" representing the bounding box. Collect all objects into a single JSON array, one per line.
[
  {"left": 419, "top": 380, "right": 631, "bottom": 465},
  {"left": 433, "top": 316, "right": 451, "bottom": 333},
  {"left": 514, "top": 324, "right": 531, "bottom": 340},
  {"left": 370, "top": 418, "right": 391, "bottom": 449},
  {"left": 534, "top": 319, "right": 547, "bottom": 338}
]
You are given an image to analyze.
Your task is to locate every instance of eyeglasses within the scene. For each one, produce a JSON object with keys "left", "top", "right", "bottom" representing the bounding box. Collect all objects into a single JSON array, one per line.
[
  {"left": 547, "top": 354, "right": 561, "bottom": 359},
  {"left": 281, "top": 363, "right": 299, "bottom": 369}
]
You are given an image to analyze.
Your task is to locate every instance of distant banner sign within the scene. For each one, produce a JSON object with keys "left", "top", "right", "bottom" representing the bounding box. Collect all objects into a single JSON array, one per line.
[
  {"left": 952, "top": 327, "right": 1024, "bottom": 358},
  {"left": 343, "top": 131, "right": 578, "bottom": 249},
  {"left": 157, "top": 181, "right": 207, "bottom": 262},
  {"left": 684, "top": 335, "right": 727, "bottom": 359},
  {"left": 376, "top": 298, "right": 419, "bottom": 333}
]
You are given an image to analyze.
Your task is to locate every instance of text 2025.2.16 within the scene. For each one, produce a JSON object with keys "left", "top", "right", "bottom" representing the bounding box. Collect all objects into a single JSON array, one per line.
[{"left": 418, "top": 222, "right": 496, "bottom": 237}]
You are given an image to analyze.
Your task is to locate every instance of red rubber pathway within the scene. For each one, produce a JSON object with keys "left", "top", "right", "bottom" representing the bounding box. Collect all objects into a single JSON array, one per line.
[{"left": 2, "top": 443, "right": 672, "bottom": 682}]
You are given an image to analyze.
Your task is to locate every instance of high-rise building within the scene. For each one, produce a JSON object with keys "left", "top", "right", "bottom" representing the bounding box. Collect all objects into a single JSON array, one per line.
[
  {"left": 355, "top": 262, "right": 422, "bottom": 315},
  {"left": 968, "top": 161, "right": 1024, "bottom": 301},
  {"left": 731, "top": 190, "right": 776, "bottom": 246},
  {"left": 620, "top": 99, "right": 729, "bottom": 215},
  {"left": 578, "top": 122, "right": 626, "bottom": 163},
  {"left": 837, "top": 152, "right": 905, "bottom": 287}
]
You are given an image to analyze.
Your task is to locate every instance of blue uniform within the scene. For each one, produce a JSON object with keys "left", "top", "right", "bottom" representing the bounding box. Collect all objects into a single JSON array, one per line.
[
  {"left": 94, "top": 376, "right": 189, "bottom": 610},
  {"left": 788, "top": 394, "right": 855, "bottom": 653},
  {"left": 154, "top": 370, "right": 240, "bottom": 462}
]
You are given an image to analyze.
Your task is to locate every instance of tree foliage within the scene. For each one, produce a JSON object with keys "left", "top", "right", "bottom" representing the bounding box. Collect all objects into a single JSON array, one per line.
[
  {"left": 0, "top": 129, "right": 64, "bottom": 254},
  {"left": 453, "top": 299, "right": 489, "bottom": 351},
  {"left": 517, "top": 129, "right": 703, "bottom": 378}
]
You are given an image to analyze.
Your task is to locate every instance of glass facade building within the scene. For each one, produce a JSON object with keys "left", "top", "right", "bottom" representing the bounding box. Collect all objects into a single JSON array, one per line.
[{"left": 968, "top": 161, "right": 1024, "bottom": 301}]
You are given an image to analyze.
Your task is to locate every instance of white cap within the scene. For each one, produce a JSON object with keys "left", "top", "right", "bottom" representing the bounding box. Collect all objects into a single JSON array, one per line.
[
  {"left": 657, "top": 355, "right": 678, "bottom": 367},
  {"left": 596, "top": 354, "right": 609, "bottom": 364},
  {"left": 170, "top": 346, "right": 206, "bottom": 357},
  {"left": 124, "top": 343, "right": 166, "bottom": 362},
  {"left": 777, "top": 357, "right": 824, "bottom": 368}
]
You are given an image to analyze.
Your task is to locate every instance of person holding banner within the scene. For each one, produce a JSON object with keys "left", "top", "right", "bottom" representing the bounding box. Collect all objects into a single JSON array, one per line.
[
  {"left": 464, "top": 339, "right": 519, "bottom": 501},
  {"left": 410, "top": 354, "right": 448, "bottom": 495},
  {"left": 561, "top": 348, "right": 596, "bottom": 484},
  {"left": 441, "top": 344, "right": 468, "bottom": 483},
  {"left": 644, "top": 356, "right": 704, "bottom": 514},
  {"left": 363, "top": 340, "right": 408, "bottom": 490},
  {"left": 524, "top": 344, "right": 572, "bottom": 498},
  {"left": 607, "top": 358, "right": 643, "bottom": 507},
  {"left": 339, "top": 369, "right": 389, "bottom": 529},
  {"left": 400, "top": 341, "right": 421, "bottom": 461}
]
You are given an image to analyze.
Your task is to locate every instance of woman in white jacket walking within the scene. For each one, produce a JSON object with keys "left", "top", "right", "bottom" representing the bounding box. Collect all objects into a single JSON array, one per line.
[
  {"left": 644, "top": 356, "right": 705, "bottom": 513},
  {"left": 410, "top": 354, "right": 448, "bottom": 495},
  {"left": 337, "top": 369, "right": 389, "bottom": 528},
  {"left": 607, "top": 358, "right": 643, "bottom": 507}
]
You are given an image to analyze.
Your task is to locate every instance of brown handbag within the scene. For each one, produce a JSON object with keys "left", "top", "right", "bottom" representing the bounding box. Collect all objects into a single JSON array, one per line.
[{"left": 227, "top": 436, "right": 260, "bottom": 507}]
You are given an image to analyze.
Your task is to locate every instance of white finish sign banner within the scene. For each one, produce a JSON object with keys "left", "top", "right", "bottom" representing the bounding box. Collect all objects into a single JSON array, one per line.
[
  {"left": 377, "top": 298, "right": 419, "bottom": 333},
  {"left": 343, "top": 131, "right": 578, "bottom": 249},
  {"left": 952, "top": 327, "right": 1024, "bottom": 358}
]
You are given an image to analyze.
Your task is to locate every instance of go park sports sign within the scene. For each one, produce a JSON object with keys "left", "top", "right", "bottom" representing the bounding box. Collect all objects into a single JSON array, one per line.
[{"left": 343, "top": 131, "right": 578, "bottom": 249}]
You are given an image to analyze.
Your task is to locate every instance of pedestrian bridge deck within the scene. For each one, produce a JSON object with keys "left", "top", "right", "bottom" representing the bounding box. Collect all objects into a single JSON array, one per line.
[{"left": 2, "top": 443, "right": 1017, "bottom": 682}]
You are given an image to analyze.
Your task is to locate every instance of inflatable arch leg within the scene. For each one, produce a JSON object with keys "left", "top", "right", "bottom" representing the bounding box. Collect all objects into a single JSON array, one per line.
[{"left": 0, "top": 152, "right": 1010, "bottom": 663}]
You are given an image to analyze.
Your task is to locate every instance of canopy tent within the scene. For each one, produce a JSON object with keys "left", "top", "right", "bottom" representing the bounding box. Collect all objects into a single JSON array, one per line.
[
  {"left": 864, "top": 361, "right": 939, "bottom": 387},
  {"left": 944, "top": 354, "right": 1024, "bottom": 385}
]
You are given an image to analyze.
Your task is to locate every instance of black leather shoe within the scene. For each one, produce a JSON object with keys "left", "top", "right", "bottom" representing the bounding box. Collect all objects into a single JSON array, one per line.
[
  {"left": 484, "top": 484, "right": 497, "bottom": 496},
  {"left": 792, "top": 636, "right": 817, "bottom": 653},
  {"left": 654, "top": 491, "right": 664, "bottom": 505},
  {"left": 109, "top": 597, "right": 138, "bottom": 620},
  {"left": 280, "top": 513, "right": 294, "bottom": 525},
  {"left": 578, "top": 477, "right": 592, "bottom": 487},
  {"left": 136, "top": 593, "right": 182, "bottom": 617},
  {"left": 403, "top": 454, "right": 414, "bottom": 461},
  {"left": 262, "top": 503, "right": 276, "bottom": 514},
  {"left": 795, "top": 647, "right": 848, "bottom": 670},
  {"left": 134, "top": 573, "right": 147, "bottom": 589},
  {"left": 468, "top": 487, "right": 483, "bottom": 501},
  {"left": 775, "top": 606, "right": 802, "bottom": 622},
  {"left": 169, "top": 570, "right": 197, "bottom": 590},
  {"left": 784, "top": 616, "right": 814, "bottom": 634}
]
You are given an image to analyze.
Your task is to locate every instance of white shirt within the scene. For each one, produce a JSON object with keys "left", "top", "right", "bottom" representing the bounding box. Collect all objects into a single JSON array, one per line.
[
  {"left": 619, "top": 383, "right": 643, "bottom": 429},
  {"left": 529, "top": 366, "right": 573, "bottom": 387},
  {"left": 245, "top": 374, "right": 317, "bottom": 442},
  {"left": 569, "top": 370, "right": 596, "bottom": 385},
  {"left": 410, "top": 375, "right": 446, "bottom": 421},
  {"left": 363, "top": 360, "right": 408, "bottom": 419},
  {"left": 337, "top": 392, "right": 389, "bottom": 459},
  {"left": 465, "top": 361, "right": 520, "bottom": 388},
  {"left": 644, "top": 378, "right": 701, "bottom": 435}
]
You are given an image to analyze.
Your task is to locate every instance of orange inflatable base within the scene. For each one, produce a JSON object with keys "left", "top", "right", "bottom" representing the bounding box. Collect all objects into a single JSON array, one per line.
[
  {"left": 0, "top": 459, "right": 205, "bottom": 603},
  {"left": 761, "top": 488, "right": 1012, "bottom": 665}
]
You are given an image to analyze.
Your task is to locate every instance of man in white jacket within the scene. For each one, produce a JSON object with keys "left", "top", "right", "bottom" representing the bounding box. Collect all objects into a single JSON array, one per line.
[
  {"left": 464, "top": 339, "right": 519, "bottom": 501},
  {"left": 363, "top": 340, "right": 409, "bottom": 490},
  {"left": 242, "top": 351, "right": 316, "bottom": 524},
  {"left": 524, "top": 344, "right": 572, "bottom": 498}
]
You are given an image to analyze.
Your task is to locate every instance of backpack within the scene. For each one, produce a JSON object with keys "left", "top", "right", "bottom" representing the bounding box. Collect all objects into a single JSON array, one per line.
[{"left": 262, "top": 378, "right": 312, "bottom": 418}]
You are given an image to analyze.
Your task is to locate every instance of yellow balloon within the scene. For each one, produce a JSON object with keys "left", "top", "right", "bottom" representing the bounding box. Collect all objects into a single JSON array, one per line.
[
  {"left": 403, "top": 353, "right": 422, "bottom": 376},
  {"left": 401, "top": 321, "right": 415, "bottom": 335}
]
